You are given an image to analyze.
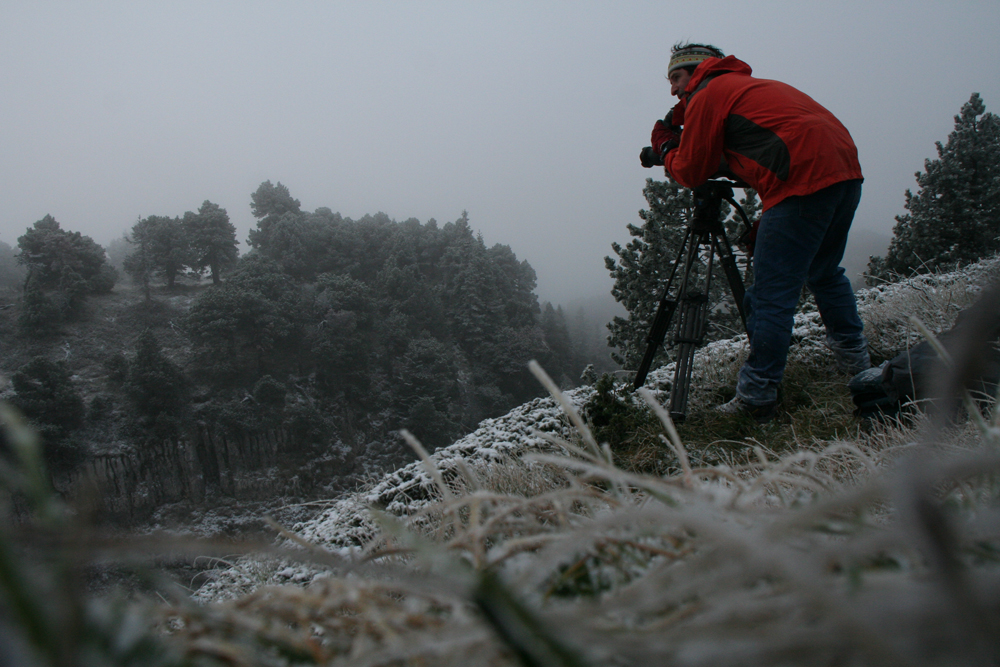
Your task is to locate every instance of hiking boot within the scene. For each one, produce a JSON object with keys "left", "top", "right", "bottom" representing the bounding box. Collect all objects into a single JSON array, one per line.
[
  {"left": 716, "top": 395, "right": 778, "bottom": 424},
  {"left": 826, "top": 335, "right": 872, "bottom": 375}
]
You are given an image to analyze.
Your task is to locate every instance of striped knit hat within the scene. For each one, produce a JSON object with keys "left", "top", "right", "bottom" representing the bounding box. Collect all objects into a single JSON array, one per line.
[{"left": 667, "top": 45, "right": 721, "bottom": 75}]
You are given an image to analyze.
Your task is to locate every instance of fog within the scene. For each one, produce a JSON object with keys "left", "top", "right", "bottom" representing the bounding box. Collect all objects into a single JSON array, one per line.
[{"left": 2, "top": 1, "right": 998, "bottom": 305}]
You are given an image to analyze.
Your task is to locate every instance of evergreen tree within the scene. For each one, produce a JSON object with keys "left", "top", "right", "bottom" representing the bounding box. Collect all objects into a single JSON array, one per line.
[
  {"left": 122, "top": 223, "right": 155, "bottom": 301},
  {"left": 606, "top": 178, "right": 754, "bottom": 369},
  {"left": 0, "top": 240, "right": 26, "bottom": 290},
  {"left": 9, "top": 356, "right": 85, "bottom": 467},
  {"left": 310, "top": 272, "right": 378, "bottom": 403},
  {"left": 185, "top": 254, "right": 302, "bottom": 382},
  {"left": 16, "top": 215, "right": 117, "bottom": 323},
  {"left": 868, "top": 93, "right": 1000, "bottom": 282},
  {"left": 394, "top": 335, "right": 461, "bottom": 449},
  {"left": 124, "top": 215, "right": 190, "bottom": 292},
  {"left": 184, "top": 201, "right": 238, "bottom": 284},
  {"left": 247, "top": 180, "right": 303, "bottom": 251},
  {"left": 124, "top": 330, "right": 188, "bottom": 439},
  {"left": 18, "top": 274, "right": 61, "bottom": 333},
  {"left": 605, "top": 180, "right": 692, "bottom": 369}
]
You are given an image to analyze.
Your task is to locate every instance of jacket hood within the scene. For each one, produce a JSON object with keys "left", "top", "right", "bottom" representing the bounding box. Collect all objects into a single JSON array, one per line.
[{"left": 686, "top": 55, "right": 752, "bottom": 93}]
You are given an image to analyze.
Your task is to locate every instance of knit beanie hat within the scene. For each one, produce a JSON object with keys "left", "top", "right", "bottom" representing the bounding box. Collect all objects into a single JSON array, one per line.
[{"left": 667, "top": 45, "right": 720, "bottom": 75}]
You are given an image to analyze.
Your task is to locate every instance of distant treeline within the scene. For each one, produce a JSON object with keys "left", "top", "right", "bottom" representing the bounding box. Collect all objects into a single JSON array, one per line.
[{"left": 2, "top": 181, "right": 618, "bottom": 481}]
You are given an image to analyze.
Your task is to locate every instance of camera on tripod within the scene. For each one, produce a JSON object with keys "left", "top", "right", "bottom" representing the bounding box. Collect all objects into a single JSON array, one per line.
[{"left": 631, "top": 179, "right": 754, "bottom": 422}]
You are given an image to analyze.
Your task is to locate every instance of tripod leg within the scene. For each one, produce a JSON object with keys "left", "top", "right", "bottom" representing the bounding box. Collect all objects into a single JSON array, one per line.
[
  {"left": 632, "top": 227, "right": 695, "bottom": 390},
  {"left": 666, "top": 231, "right": 714, "bottom": 421},
  {"left": 668, "top": 293, "right": 709, "bottom": 422},
  {"left": 633, "top": 297, "right": 678, "bottom": 390},
  {"left": 714, "top": 232, "right": 748, "bottom": 331}
]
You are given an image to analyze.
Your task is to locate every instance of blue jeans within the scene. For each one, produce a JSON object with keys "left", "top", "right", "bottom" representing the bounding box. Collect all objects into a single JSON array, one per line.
[{"left": 737, "top": 179, "right": 866, "bottom": 405}]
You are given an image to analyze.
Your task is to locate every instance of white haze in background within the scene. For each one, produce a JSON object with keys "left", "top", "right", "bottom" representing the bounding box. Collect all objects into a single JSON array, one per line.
[{"left": 1, "top": 1, "right": 998, "bottom": 305}]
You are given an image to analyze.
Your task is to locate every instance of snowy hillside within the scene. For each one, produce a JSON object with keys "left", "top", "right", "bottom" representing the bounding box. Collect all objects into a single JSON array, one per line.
[
  {"left": 195, "top": 256, "right": 998, "bottom": 603},
  {"left": 175, "top": 258, "right": 1000, "bottom": 667}
]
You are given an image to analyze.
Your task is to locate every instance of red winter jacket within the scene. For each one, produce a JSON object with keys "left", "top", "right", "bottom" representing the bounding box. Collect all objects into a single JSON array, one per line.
[{"left": 663, "top": 56, "right": 863, "bottom": 211}]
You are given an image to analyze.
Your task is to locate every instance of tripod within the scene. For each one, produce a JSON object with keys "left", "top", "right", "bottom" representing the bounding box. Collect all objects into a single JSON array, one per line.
[{"left": 632, "top": 180, "right": 753, "bottom": 421}]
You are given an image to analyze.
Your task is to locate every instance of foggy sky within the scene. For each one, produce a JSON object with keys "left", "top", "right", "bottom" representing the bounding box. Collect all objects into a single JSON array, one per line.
[{"left": 2, "top": 1, "right": 999, "bottom": 305}]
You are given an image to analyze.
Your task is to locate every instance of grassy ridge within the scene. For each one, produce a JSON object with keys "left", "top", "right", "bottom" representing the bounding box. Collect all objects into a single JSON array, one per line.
[{"left": 2, "top": 258, "right": 999, "bottom": 666}]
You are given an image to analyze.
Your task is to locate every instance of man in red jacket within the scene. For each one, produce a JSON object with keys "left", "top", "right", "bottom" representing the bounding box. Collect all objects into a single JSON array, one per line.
[{"left": 642, "top": 43, "right": 870, "bottom": 422}]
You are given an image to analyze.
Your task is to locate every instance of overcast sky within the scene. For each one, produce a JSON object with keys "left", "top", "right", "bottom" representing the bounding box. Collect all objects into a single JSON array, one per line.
[{"left": 2, "top": 1, "right": 999, "bottom": 305}]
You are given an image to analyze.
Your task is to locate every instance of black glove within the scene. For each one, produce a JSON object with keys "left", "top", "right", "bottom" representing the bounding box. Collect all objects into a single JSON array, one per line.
[{"left": 640, "top": 146, "right": 663, "bottom": 168}]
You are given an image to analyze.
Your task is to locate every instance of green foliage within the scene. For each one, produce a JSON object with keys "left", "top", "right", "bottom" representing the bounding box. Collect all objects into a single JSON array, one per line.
[
  {"left": 248, "top": 180, "right": 302, "bottom": 245},
  {"left": 89, "top": 263, "right": 118, "bottom": 294},
  {"left": 123, "top": 215, "right": 191, "bottom": 293},
  {"left": 5, "top": 181, "right": 575, "bottom": 458},
  {"left": 582, "top": 374, "right": 659, "bottom": 452},
  {"left": 605, "top": 179, "right": 752, "bottom": 370},
  {"left": 605, "top": 180, "right": 689, "bottom": 370},
  {"left": 229, "top": 185, "right": 558, "bottom": 447},
  {"left": 247, "top": 181, "right": 336, "bottom": 281},
  {"left": 310, "top": 273, "right": 377, "bottom": 400},
  {"left": 251, "top": 375, "right": 290, "bottom": 430},
  {"left": 18, "top": 275, "right": 62, "bottom": 334},
  {"left": 395, "top": 336, "right": 461, "bottom": 448},
  {"left": 869, "top": 93, "right": 1000, "bottom": 283},
  {"left": 122, "top": 229, "right": 154, "bottom": 299},
  {"left": 103, "top": 352, "right": 129, "bottom": 384},
  {"left": 9, "top": 356, "right": 85, "bottom": 467},
  {"left": 124, "top": 330, "right": 188, "bottom": 439},
  {"left": 252, "top": 374, "right": 287, "bottom": 407},
  {"left": 87, "top": 393, "right": 115, "bottom": 422},
  {"left": 15, "top": 215, "right": 117, "bottom": 322},
  {"left": 186, "top": 254, "right": 303, "bottom": 383},
  {"left": 183, "top": 200, "right": 238, "bottom": 284}
]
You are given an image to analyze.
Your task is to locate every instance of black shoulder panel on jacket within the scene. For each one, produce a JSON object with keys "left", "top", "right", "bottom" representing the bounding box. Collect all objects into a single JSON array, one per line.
[{"left": 724, "top": 115, "right": 790, "bottom": 181}]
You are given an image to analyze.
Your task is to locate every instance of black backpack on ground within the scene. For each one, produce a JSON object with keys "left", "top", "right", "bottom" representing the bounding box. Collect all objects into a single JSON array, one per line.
[{"left": 849, "top": 308, "right": 1000, "bottom": 420}]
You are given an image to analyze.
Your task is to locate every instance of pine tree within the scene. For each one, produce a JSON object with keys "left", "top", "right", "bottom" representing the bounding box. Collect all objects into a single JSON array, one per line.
[
  {"left": 16, "top": 215, "right": 117, "bottom": 318},
  {"left": 868, "top": 93, "right": 1000, "bottom": 282},
  {"left": 10, "top": 356, "right": 85, "bottom": 467},
  {"left": 184, "top": 201, "right": 238, "bottom": 284},
  {"left": 606, "top": 179, "right": 754, "bottom": 370},
  {"left": 125, "top": 330, "right": 188, "bottom": 439},
  {"left": 123, "top": 215, "right": 190, "bottom": 290},
  {"left": 248, "top": 180, "right": 302, "bottom": 250},
  {"left": 605, "top": 180, "right": 690, "bottom": 369},
  {"left": 123, "top": 221, "right": 155, "bottom": 301}
]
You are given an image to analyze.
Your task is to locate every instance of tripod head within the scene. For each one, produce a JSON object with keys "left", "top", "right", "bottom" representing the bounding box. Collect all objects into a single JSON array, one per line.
[
  {"left": 693, "top": 179, "right": 739, "bottom": 199},
  {"left": 690, "top": 179, "right": 751, "bottom": 235}
]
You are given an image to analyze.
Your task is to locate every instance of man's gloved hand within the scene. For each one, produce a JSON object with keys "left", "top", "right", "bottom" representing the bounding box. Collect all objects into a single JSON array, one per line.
[
  {"left": 640, "top": 146, "right": 663, "bottom": 168},
  {"left": 651, "top": 120, "right": 680, "bottom": 158},
  {"left": 641, "top": 101, "right": 685, "bottom": 168}
]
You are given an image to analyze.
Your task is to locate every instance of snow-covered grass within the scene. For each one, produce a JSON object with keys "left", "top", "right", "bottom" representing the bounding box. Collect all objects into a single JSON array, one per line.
[
  {"left": 2, "top": 258, "right": 997, "bottom": 666},
  {"left": 155, "top": 258, "right": 1000, "bottom": 666},
  {"left": 858, "top": 256, "right": 1000, "bottom": 360},
  {"left": 167, "top": 384, "right": 998, "bottom": 666}
]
